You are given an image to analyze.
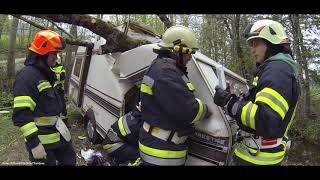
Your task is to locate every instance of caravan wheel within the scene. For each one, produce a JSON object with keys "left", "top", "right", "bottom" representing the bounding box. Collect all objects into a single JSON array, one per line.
[{"left": 85, "top": 115, "right": 103, "bottom": 144}]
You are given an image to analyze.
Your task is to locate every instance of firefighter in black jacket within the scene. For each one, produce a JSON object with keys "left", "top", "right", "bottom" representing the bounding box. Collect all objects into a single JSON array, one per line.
[
  {"left": 102, "top": 102, "right": 143, "bottom": 166},
  {"left": 214, "top": 19, "right": 300, "bottom": 165},
  {"left": 138, "top": 25, "right": 211, "bottom": 166},
  {"left": 12, "top": 30, "right": 76, "bottom": 165},
  {"left": 51, "top": 62, "right": 70, "bottom": 128}
]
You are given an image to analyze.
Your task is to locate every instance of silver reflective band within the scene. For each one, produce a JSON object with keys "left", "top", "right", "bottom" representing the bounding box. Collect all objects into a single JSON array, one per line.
[
  {"left": 39, "top": 133, "right": 60, "bottom": 143},
  {"left": 106, "top": 129, "right": 122, "bottom": 142},
  {"left": 139, "top": 151, "right": 186, "bottom": 166},
  {"left": 21, "top": 124, "right": 37, "bottom": 136},
  {"left": 143, "top": 122, "right": 187, "bottom": 145},
  {"left": 122, "top": 114, "right": 132, "bottom": 135},
  {"left": 142, "top": 76, "right": 154, "bottom": 87},
  {"left": 245, "top": 103, "right": 254, "bottom": 128},
  {"left": 236, "top": 144, "right": 284, "bottom": 162},
  {"left": 242, "top": 137, "right": 283, "bottom": 149},
  {"left": 34, "top": 116, "right": 58, "bottom": 126},
  {"left": 256, "top": 92, "right": 288, "bottom": 114}
]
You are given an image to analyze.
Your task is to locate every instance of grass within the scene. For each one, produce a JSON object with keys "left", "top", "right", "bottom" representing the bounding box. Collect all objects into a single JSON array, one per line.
[{"left": 0, "top": 111, "right": 30, "bottom": 165}]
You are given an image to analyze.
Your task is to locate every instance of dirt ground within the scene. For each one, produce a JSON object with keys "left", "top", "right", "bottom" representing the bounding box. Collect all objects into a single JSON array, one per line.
[{"left": 0, "top": 104, "right": 109, "bottom": 166}]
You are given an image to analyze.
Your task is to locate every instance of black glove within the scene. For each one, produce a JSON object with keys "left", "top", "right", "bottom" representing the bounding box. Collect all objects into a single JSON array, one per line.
[{"left": 214, "top": 86, "right": 232, "bottom": 107}]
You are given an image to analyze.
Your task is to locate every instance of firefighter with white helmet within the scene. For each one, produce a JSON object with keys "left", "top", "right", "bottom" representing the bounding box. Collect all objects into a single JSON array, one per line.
[
  {"left": 214, "top": 19, "right": 300, "bottom": 165},
  {"left": 137, "top": 25, "right": 211, "bottom": 166}
]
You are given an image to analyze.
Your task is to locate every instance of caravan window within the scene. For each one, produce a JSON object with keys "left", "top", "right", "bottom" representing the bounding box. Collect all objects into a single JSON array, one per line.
[{"left": 73, "top": 57, "right": 83, "bottom": 78}]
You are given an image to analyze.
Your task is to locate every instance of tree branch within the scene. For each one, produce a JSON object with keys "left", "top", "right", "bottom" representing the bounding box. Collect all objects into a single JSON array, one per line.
[
  {"left": 47, "top": 19, "right": 76, "bottom": 39},
  {"left": 30, "top": 14, "right": 151, "bottom": 53},
  {"left": 12, "top": 14, "right": 93, "bottom": 48},
  {"left": 157, "top": 14, "right": 173, "bottom": 29}
]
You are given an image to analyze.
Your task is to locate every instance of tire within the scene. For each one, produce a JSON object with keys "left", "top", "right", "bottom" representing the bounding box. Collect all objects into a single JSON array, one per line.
[{"left": 85, "top": 117, "right": 103, "bottom": 144}]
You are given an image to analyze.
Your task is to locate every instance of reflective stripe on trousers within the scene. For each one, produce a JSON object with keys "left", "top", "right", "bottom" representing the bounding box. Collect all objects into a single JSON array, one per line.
[
  {"left": 234, "top": 142, "right": 286, "bottom": 165},
  {"left": 103, "top": 142, "right": 125, "bottom": 154},
  {"left": 138, "top": 142, "right": 187, "bottom": 166}
]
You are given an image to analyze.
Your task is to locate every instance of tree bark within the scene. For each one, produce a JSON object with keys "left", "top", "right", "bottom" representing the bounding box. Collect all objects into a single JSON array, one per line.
[
  {"left": 0, "top": 15, "right": 8, "bottom": 40},
  {"left": 234, "top": 14, "right": 249, "bottom": 79},
  {"left": 7, "top": 17, "right": 19, "bottom": 79},
  {"left": 27, "top": 14, "right": 151, "bottom": 53},
  {"left": 64, "top": 25, "right": 78, "bottom": 94},
  {"left": 13, "top": 15, "right": 94, "bottom": 48},
  {"left": 157, "top": 14, "right": 173, "bottom": 29},
  {"left": 289, "top": 14, "right": 309, "bottom": 126}
]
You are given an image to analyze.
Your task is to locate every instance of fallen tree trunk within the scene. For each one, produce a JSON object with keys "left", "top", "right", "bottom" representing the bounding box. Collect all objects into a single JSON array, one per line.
[
  {"left": 29, "top": 14, "right": 151, "bottom": 53},
  {"left": 13, "top": 15, "right": 94, "bottom": 49}
]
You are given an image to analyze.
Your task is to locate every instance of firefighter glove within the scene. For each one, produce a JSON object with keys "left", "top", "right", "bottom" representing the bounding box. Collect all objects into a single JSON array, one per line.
[
  {"left": 31, "top": 143, "right": 47, "bottom": 159},
  {"left": 204, "top": 104, "right": 212, "bottom": 119},
  {"left": 214, "top": 86, "right": 232, "bottom": 107}
]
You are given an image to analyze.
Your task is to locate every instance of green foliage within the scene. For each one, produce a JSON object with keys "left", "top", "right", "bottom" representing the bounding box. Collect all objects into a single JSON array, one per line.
[
  {"left": 67, "top": 103, "right": 83, "bottom": 125},
  {"left": 302, "top": 118, "right": 320, "bottom": 145},
  {"left": 289, "top": 84, "right": 320, "bottom": 145},
  {"left": 0, "top": 92, "right": 13, "bottom": 108},
  {"left": 0, "top": 112, "right": 20, "bottom": 149}
]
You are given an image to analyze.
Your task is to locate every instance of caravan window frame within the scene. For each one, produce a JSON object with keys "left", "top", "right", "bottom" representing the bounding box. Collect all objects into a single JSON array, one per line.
[{"left": 72, "top": 56, "right": 84, "bottom": 80}]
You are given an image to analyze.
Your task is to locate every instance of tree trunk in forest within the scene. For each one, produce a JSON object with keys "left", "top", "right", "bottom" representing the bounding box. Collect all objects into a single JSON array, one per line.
[
  {"left": 289, "top": 14, "right": 310, "bottom": 126},
  {"left": 0, "top": 15, "right": 8, "bottom": 40},
  {"left": 64, "top": 25, "right": 78, "bottom": 94},
  {"left": 234, "top": 14, "right": 249, "bottom": 79},
  {"left": 7, "top": 17, "right": 19, "bottom": 79},
  {"left": 181, "top": 14, "right": 189, "bottom": 27},
  {"left": 157, "top": 14, "right": 173, "bottom": 29}
]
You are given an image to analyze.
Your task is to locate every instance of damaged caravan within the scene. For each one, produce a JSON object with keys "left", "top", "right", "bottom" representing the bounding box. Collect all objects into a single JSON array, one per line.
[{"left": 69, "top": 22, "right": 248, "bottom": 165}]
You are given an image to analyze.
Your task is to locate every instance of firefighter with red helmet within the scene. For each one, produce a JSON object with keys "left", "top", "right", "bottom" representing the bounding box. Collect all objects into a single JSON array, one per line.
[{"left": 12, "top": 30, "right": 76, "bottom": 165}]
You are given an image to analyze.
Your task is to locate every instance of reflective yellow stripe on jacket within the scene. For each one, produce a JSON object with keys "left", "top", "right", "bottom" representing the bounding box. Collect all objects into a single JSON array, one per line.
[
  {"left": 140, "top": 75, "right": 154, "bottom": 95},
  {"left": 14, "top": 96, "right": 36, "bottom": 111},
  {"left": 241, "top": 101, "right": 258, "bottom": 130},
  {"left": 37, "top": 81, "right": 52, "bottom": 92},
  {"left": 118, "top": 115, "right": 131, "bottom": 137},
  {"left": 255, "top": 87, "right": 289, "bottom": 119},
  {"left": 191, "top": 98, "right": 204, "bottom": 124},
  {"left": 20, "top": 122, "right": 38, "bottom": 137},
  {"left": 234, "top": 142, "right": 286, "bottom": 165},
  {"left": 181, "top": 75, "right": 195, "bottom": 91}
]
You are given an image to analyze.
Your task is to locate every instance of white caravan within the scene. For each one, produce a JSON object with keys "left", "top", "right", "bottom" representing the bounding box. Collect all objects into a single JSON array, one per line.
[{"left": 69, "top": 23, "right": 248, "bottom": 165}]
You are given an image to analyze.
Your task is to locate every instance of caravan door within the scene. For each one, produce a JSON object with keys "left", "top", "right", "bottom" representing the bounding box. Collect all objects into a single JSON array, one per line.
[{"left": 185, "top": 52, "right": 248, "bottom": 165}]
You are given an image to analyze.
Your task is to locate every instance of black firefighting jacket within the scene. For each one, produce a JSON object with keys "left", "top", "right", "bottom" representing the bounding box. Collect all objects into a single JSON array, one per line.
[
  {"left": 12, "top": 63, "right": 64, "bottom": 150},
  {"left": 140, "top": 56, "right": 207, "bottom": 133},
  {"left": 232, "top": 52, "right": 300, "bottom": 138}
]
